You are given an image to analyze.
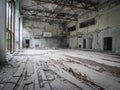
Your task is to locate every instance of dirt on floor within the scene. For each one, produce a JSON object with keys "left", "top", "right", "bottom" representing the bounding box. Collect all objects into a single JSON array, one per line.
[
  {"left": 64, "top": 55, "right": 120, "bottom": 77},
  {"left": 0, "top": 49, "right": 120, "bottom": 90}
]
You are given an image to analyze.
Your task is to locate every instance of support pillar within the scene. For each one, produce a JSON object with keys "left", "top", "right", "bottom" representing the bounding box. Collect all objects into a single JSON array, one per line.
[
  {"left": 0, "top": 0, "right": 6, "bottom": 63},
  {"left": 20, "top": 17, "right": 23, "bottom": 49}
]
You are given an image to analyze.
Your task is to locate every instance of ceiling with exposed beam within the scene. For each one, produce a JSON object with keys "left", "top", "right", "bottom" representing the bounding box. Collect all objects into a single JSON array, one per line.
[{"left": 20, "top": 0, "right": 117, "bottom": 24}]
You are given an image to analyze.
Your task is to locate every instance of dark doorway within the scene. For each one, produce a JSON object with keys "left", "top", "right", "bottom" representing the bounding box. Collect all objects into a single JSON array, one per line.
[
  {"left": 104, "top": 37, "right": 112, "bottom": 51},
  {"left": 83, "top": 39, "right": 86, "bottom": 48},
  {"left": 25, "top": 39, "right": 30, "bottom": 48}
]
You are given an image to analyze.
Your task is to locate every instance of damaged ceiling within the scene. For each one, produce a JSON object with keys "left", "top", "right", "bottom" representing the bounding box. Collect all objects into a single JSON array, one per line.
[{"left": 20, "top": 0, "right": 116, "bottom": 24}]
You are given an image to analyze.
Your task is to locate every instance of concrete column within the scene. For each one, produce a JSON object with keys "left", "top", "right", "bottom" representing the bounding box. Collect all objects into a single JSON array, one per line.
[
  {"left": 20, "top": 17, "right": 23, "bottom": 49},
  {"left": 15, "top": 0, "right": 20, "bottom": 51},
  {"left": 0, "top": 0, "right": 6, "bottom": 63}
]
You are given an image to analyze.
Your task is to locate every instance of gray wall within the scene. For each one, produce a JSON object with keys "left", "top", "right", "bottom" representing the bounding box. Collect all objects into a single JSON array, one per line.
[
  {"left": 23, "top": 36, "right": 67, "bottom": 48},
  {"left": 77, "top": 27, "right": 120, "bottom": 52},
  {"left": 20, "top": 17, "right": 23, "bottom": 49},
  {"left": 67, "top": 4, "right": 120, "bottom": 53},
  {"left": 23, "top": 21, "right": 67, "bottom": 48},
  {"left": 0, "top": 0, "right": 6, "bottom": 62}
]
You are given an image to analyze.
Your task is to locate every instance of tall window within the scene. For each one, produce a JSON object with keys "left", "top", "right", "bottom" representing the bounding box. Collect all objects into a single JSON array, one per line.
[
  {"left": 6, "top": 0, "right": 15, "bottom": 53},
  {"left": 79, "top": 18, "right": 96, "bottom": 28},
  {"left": 68, "top": 25, "right": 76, "bottom": 32}
]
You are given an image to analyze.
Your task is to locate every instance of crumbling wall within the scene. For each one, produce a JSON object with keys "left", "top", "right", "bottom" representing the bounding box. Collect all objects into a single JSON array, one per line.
[
  {"left": 23, "top": 21, "right": 67, "bottom": 48},
  {"left": 78, "top": 27, "right": 120, "bottom": 52},
  {"left": 69, "top": 37, "right": 78, "bottom": 49},
  {"left": 67, "top": 4, "right": 120, "bottom": 53}
]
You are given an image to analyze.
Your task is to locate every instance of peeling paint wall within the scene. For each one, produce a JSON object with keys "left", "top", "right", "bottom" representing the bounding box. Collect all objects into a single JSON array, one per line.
[
  {"left": 23, "top": 21, "right": 67, "bottom": 48},
  {"left": 77, "top": 5, "right": 120, "bottom": 33},
  {"left": 68, "top": 4, "right": 120, "bottom": 53}
]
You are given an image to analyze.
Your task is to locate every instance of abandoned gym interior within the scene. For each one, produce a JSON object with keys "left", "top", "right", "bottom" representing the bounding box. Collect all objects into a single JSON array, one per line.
[{"left": 0, "top": 0, "right": 120, "bottom": 90}]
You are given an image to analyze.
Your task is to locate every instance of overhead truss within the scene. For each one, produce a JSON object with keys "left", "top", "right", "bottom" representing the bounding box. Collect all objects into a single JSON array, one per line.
[
  {"left": 34, "top": 0, "right": 99, "bottom": 11},
  {"left": 21, "top": 0, "right": 100, "bottom": 23}
]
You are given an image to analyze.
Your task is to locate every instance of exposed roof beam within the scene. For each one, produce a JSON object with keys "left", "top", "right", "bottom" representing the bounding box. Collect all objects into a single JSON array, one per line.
[
  {"left": 21, "top": 8, "right": 78, "bottom": 17},
  {"left": 23, "top": 17, "right": 66, "bottom": 24},
  {"left": 22, "top": 14, "right": 77, "bottom": 21},
  {"left": 34, "top": 0, "right": 97, "bottom": 11}
]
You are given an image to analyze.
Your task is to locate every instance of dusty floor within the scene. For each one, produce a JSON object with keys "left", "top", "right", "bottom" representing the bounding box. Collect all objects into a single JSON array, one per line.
[{"left": 0, "top": 49, "right": 120, "bottom": 90}]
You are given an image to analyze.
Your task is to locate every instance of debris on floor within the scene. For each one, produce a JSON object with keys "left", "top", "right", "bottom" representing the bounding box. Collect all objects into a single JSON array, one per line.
[{"left": 0, "top": 49, "right": 120, "bottom": 90}]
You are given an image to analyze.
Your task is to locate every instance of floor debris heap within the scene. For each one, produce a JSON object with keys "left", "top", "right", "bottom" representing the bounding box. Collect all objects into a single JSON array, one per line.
[{"left": 0, "top": 49, "right": 120, "bottom": 90}]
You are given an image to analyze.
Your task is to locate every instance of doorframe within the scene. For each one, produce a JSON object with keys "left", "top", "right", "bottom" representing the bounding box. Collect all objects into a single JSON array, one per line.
[
  {"left": 25, "top": 39, "right": 30, "bottom": 48},
  {"left": 83, "top": 39, "right": 86, "bottom": 48},
  {"left": 103, "top": 37, "right": 112, "bottom": 51}
]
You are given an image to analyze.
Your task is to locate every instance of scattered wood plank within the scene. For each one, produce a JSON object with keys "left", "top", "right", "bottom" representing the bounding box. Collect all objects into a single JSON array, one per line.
[
  {"left": 35, "top": 84, "right": 40, "bottom": 90},
  {"left": 40, "top": 70, "right": 51, "bottom": 90},
  {"left": 26, "top": 61, "right": 34, "bottom": 76},
  {"left": 28, "top": 83, "right": 34, "bottom": 90},
  {"left": 49, "top": 65, "right": 93, "bottom": 90},
  {"left": 3, "top": 83, "right": 15, "bottom": 90},
  {"left": 40, "top": 70, "right": 47, "bottom": 80},
  {"left": 3, "top": 77, "right": 20, "bottom": 90},
  {"left": 34, "top": 64, "right": 40, "bottom": 90},
  {"left": 13, "top": 63, "right": 26, "bottom": 77},
  {"left": 23, "top": 76, "right": 33, "bottom": 85},
  {"left": 5, "top": 77, "right": 19, "bottom": 84},
  {"left": 17, "top": 83, "right": 24, "bottom": 90}
]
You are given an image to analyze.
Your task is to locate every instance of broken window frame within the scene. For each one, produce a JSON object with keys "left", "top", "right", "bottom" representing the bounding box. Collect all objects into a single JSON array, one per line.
[
  {"left": 68, "top": 25, "right": 76, "bottom": 32},
  {"left": 6, "top": 0, "right": 15, "bottom": 53},
  {"left": 79, "top": 18, "right": 96, "bottom": 28}
]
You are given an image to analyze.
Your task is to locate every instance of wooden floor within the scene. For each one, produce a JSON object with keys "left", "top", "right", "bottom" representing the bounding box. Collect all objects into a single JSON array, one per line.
[{"left": 0, "top": 49, "right": 120, "bottom": 90}]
